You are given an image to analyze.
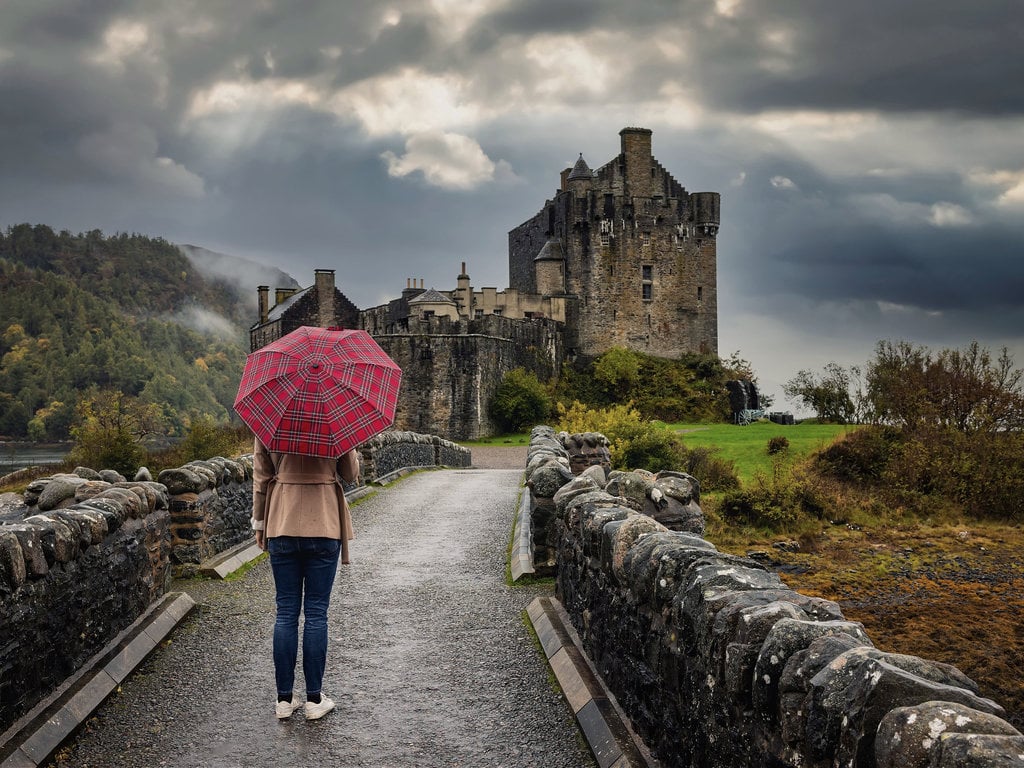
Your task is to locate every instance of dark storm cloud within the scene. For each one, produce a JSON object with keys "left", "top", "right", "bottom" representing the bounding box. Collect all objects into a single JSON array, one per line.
[
  {"left": 684, "top": 0, "right": 1024, "bottom": 115},
  {"left": 0, "top": 0, "right": 1022, "bottom": 386}
]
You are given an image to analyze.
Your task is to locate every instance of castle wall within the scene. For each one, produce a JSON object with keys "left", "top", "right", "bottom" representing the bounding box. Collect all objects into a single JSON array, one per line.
[
  {"left": 373, "top": 315, "right": 564, "bottom": 440},
  {"left": 508, "top": 206, "right": 550, "bottom": 294}
]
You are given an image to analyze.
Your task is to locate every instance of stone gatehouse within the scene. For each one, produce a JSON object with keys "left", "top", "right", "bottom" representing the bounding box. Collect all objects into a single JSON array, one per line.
[{"left": 248, "top": 127, "right": 720, "bottom": 439}]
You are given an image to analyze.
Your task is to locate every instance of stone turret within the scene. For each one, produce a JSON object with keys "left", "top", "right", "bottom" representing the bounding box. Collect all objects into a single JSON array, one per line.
[{"left": 534, "top": 239, "right": 566, "bottom": 296}]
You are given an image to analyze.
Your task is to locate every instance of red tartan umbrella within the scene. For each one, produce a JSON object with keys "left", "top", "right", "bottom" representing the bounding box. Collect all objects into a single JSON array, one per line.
[{"left": 233, "top": 326, "right": 402, "bottom": 458}]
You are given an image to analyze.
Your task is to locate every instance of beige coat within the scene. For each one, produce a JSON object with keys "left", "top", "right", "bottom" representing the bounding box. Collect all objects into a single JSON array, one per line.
[{"left": 252, "top": 439, "right": 359, "bottom": 563}]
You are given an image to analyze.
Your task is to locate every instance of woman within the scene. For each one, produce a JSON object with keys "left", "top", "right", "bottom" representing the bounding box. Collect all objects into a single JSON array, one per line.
[{"left": 251, "top": 439, "right": 359, "bottom": 720}]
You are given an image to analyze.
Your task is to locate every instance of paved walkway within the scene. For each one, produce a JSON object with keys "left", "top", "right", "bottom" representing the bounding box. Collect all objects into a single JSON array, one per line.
[{"left": 48, "top": 469, "right": 595, "bottom": 768}]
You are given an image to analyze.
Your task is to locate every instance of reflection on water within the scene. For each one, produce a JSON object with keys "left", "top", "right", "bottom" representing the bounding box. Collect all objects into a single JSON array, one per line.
[{"left": 0, "top": 444, "right": 70, "bottom": 475}]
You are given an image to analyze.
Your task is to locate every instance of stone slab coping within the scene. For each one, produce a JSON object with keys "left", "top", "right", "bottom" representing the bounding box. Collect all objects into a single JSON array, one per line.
[
  {"left": 199, "top": 539, "right": 264, "bottom": 579},
  {"left": 526, "top": 597, "right": 658, "bottom": 768},
  {"left": 0, "top": 591, "right": 196, "bottom": 768},
  {"left": 510, "top": 489, "right": 535, "bottom": 581}
]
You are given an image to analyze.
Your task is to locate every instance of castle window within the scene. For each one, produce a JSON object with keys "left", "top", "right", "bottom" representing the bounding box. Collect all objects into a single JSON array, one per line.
[
  {"left": 492, "top": 308, "right": 503, "bottom": 316},
  {"left": 474, "top": 309, "right": 483, "bottom": 319},
  {"left": 600, "top": 232, "right": 610, "bottom": 246},
  {"left": 642, "top": 231, "right": 651, "bottom": 246},
  {"left": 642, "top": 284, "right": 653, "bottom": 300},
  {"left": 642, "top": 264, "right": 653, "bottom": 301},
  {"left": 642, "top": 265, "right": 653, "bottom": 281},
  {"left": 697, "top": 286, "right": 703, "bottom": 304}
]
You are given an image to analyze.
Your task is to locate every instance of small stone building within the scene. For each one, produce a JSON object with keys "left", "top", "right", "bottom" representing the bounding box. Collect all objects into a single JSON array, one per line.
[{"left": 249, "top": 269, "right": 359, "bottom": 351}]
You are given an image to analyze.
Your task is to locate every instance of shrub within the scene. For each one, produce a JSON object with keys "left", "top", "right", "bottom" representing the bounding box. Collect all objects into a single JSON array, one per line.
[
  {"left": 556, "top": 401, "right": 686, "bottom": 472},
  {"left": 490, "top": 368, "right": 552, "bottom": 433},
  {"left": 815, "top": 426, "right": 900, "bottom": 482},
  {"left": 678, "top": 445, "right": 740, "bottom": 492},
  {"left": 766, "top": 436, "right": 790, "bottom": 455}
]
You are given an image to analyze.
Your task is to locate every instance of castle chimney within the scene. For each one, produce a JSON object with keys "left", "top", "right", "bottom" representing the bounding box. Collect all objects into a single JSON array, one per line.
[
  {"left": 314, "top": 268, "right": 336, "bottom": 328},
  {"left": 620, "top": 127, "right": 654, "bottom": 198},
  {"left": 560, "top": 167, "right": 572, "bottom": 191},
  {"left": 257, "top": 285, "right": 269, "bottom": 324},
  {"left": 457, "top": 263, "right": 471, "bottom": 319},
  {"left": 275, "top": 287, "right": 297, "bottom": 305}
]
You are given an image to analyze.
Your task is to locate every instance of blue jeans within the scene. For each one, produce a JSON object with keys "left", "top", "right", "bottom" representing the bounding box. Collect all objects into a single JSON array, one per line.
[{"left": 267, "top": 536, "right": 341, "bottom": 698}]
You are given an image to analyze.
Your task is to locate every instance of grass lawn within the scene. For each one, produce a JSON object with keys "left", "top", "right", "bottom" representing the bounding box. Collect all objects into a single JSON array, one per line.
[
  {"left": 459, "top": 433, "right": 531, "bottom": 447},
  {"left": 662, "top": 420, "right": 858, "bottom": 484}
]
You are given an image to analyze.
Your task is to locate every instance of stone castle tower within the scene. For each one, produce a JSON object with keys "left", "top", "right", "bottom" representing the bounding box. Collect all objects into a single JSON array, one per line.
[{"left": 508, "top": 127, "right": 719, "bottom": 359}]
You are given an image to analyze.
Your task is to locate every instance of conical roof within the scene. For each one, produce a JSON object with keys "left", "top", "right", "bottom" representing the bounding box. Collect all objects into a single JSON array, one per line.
[
  {"left": 567, "top": 153, "right": 592, "bottom": 181},
  {"left": 534, "top": 239, "right": 564, "bottom": 261}
]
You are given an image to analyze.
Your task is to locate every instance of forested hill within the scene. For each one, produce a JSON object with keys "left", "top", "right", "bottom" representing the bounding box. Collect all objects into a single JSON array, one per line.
[{"left": 0, "top": 223, "right": 292, "bottom": 441}]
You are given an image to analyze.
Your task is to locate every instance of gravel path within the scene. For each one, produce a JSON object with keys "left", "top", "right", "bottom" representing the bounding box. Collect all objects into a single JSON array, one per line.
[{"left": 49, "top": 469, "right": 594, "bottom": 768}]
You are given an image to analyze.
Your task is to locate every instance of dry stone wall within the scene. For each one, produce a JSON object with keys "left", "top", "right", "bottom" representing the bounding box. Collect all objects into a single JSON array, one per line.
[
  {"left": 525, "top": 426, "right": 1024, "bottom": 768},
  {"left": 0, "top": 469, "right": 172, "bottom": 733}
]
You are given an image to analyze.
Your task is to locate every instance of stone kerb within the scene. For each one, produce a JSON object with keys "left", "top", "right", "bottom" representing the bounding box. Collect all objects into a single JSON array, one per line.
[
  {"left": 0, "top": 467, "right": 173, "bottom": 735},
  {"left": 524, "top": 428, "right": 1024, "bottom": 768}
]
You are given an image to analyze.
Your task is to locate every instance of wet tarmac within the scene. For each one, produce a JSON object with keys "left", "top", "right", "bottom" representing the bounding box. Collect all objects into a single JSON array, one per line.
[{"left": 48, "top": 469, "right": 595, "bottom": 768}]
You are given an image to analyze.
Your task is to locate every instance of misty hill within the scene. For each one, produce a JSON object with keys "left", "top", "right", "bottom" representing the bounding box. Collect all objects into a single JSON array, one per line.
[
  {"left": 0, "top": 223, "right": 296, "bottom": 441},
  {"left": 177, "top": 243, "right": 299, "bottom": 314}
]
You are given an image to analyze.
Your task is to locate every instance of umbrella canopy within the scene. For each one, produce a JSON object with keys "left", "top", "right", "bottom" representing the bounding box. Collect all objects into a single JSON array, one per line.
[{"left": 234, "top": 326, "right": 402, "bottom": 458}]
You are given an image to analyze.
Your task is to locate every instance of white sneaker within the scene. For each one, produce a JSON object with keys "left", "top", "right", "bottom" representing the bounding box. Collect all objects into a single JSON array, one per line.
[
  {"left": 275, "top": 696, "right": 303, "bottom": 719},
  {"left": 304, "top": 695, "right": 335, "bottom": 720}
]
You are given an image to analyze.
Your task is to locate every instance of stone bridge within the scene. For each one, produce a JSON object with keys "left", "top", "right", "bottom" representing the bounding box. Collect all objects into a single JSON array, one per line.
[{"left": 0, "top": 429, "right": 1022, "bottom": 767}]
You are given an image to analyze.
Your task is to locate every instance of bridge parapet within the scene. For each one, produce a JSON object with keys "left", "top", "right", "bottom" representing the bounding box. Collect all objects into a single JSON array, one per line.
[
  {"left": 524, "top": 426, "right": 1024, "bottom": 768},
  {"left": 0, "top": 430, "right": 467, "bottom": 738}
]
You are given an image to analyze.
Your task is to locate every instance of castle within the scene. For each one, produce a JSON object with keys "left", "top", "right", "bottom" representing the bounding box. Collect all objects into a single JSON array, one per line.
[{"left": 250, "top": 127, "right": 720, "bottom": 439}]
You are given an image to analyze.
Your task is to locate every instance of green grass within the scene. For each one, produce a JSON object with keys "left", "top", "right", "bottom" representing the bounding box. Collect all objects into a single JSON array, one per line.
[
  {"left": 663, "top": 420, "right": 859, "bottom": 484},
  {"left": 459, "top": 433, "right": 531, "bottom": 447}
]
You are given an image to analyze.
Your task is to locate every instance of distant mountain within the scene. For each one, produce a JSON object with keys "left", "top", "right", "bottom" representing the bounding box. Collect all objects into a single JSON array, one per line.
[{"left": 0, "top": 223, "right": 297, "bottom": 441}]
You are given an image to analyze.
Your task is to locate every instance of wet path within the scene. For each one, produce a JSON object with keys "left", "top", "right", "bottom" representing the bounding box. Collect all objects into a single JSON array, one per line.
[{"left": 49, "top": 469, "right": 595, "bottom": 768}]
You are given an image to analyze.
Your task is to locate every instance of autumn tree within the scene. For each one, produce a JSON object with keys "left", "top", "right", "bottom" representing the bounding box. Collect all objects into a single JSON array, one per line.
[
  {"left": 865, "top": 340, "right": 1024, "bottom": 434},
  {"left": 69, "top": 389, "right": 167, "bottom": 475}
]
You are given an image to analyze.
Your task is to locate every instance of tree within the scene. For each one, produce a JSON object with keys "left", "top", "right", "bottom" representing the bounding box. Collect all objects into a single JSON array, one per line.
[
  {"left": 489, "top": 368, "right": 552, "bottom": 433},
  {"left": 783, "top": 362, "right": 857, "bottom": 423},
  {"left": 69, "top": 390, "right": 167, "bottom": 475},
  {"left": 865, "top": 340, "right": 1024, "bottom": 434}
]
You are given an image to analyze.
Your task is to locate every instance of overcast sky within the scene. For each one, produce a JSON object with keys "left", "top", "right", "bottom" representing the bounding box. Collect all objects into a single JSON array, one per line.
[{"left": 2, "top": 0, "right": 1023, "bottom": 409}]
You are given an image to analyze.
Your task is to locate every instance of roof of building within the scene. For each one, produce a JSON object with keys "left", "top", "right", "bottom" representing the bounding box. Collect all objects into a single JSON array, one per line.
[
  {"left": 534, "top": 239, "right": 565, "bottom": 262},
  {"left": 567, "top": 153, "right": 593, "bottom": 181},
  {"left": 267, "top": 286, "right": 313, "bottom": 322},
  {"left": 408, "top": 288, "right": 456, "bottom": 305}
]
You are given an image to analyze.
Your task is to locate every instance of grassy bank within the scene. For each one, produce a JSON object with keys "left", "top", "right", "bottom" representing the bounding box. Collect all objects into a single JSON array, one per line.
[{"left": 671, "top": 420, "right": 1024, "bottom": 730}]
